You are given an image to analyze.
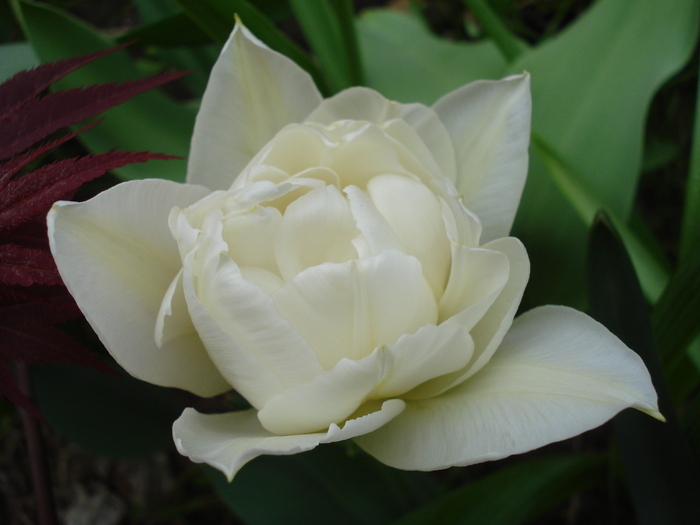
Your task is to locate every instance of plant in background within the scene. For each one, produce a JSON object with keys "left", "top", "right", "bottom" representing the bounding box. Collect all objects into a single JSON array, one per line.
[
  {"left": 0, "top": 47, "right": 185, "bottom": 416},
  {"left": 49, "top": 23, "right": 661, "bottom": 482}
]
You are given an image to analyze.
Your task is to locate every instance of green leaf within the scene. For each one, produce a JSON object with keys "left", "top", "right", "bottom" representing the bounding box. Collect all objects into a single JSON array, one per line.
[
  {"left": 32, "top": 362, "right": 182, "bottom": 458},
  {"left": 391, "top": 455, "right": 603, "bottom": 525},
  {"left": 357, "top": 9, "right": 508, "bottom": 105},
  {"left": 289, "top": 0, "right": 361, "bottom": 92},
  {"left": 587, "top": 213, "right": 700, "bottom": 525},
  {"left": 679, "top": 52, "right": 700, "bottom": 265},
  {"left": 209, "top": 444, "right": 435, "bottom": 525},
  {"left": 133, "top": 0, "right": 180, "bottom": 23},
  {"left": 533, "top": 135, "right": 670, "bottom": 302},
  {"left": 12, "top": 0, "right": 196, "bottom": 182},
  {"left": 117, "top": 12, "right": 212, "bottom": 47},
  {"left": 0, "top": 42, "right": 37, "bottom": 82},
  {"left": 651, "top": 253, "right": 700, "bottom": 400},
  {"left": 330, "top": 0, "right": 364, "bottom": 85},
  {"left": 511, "top": 0, "right": 699, "bottom": 306}
]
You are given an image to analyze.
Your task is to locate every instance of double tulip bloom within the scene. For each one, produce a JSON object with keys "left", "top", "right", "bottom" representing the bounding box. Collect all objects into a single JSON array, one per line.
[{"left": 49, "top": 24, "right": 660, "bottom": 481}]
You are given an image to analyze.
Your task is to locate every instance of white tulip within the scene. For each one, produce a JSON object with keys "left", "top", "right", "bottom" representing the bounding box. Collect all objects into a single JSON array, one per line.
[{"left": 48, "top": 23, "right": 661, "bottom": 481}]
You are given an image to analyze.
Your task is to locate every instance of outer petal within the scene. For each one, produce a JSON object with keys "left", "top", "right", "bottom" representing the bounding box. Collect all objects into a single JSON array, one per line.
[
  {"left": 307, "top": 86, "right": 456, "bottom": 181},
  {"left": 173, "top": 399, "right": 406, "bottom": 481},
  {"left": 187, "top": 23, "right": 322, "bottom": 190},
  {"left": 48, "top": 179, "right": 230, "bottom": 397},
  {"left": 356, "top": 306, "right": 661, "bottom": 471},
  {"left": 433, "top": 74, "right": 531, "bottom": 243}
]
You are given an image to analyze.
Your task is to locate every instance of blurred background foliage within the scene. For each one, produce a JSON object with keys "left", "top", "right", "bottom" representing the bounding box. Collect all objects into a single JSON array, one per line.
[{"left": 1, "top": 0, "right": 699, "bottom": 524}]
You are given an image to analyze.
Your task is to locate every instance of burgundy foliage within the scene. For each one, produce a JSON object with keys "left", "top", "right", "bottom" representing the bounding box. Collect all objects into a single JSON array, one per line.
[{"left": 0, "top": 47, "right": 185, "bottom": 417}]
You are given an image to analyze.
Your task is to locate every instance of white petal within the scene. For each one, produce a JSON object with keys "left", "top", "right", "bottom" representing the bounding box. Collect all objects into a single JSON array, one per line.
[
  {"left": 48, "top": 179, "right": 230, "bottom": 397},
  {"left": 374, "top": 323, "right": 474, "bottom": 398},
  {"left": 307, "top": 86, "right": 456, "bottom": 180},
  {"left": 367, "top": 174, "right": 451, "bottom": 299},
  {"left": 344, "top": 184, "right": 404, "bottom": 256},
  {"left": 221, "top": 203, "right": 282, "bottom": 274},
  {"left": 275, "top": 185, "right": 358, "bottom": 281},
  {"left": 258, "top": 353, "right": 385, "bottom": 435},
  {"left": 273, "top": 251, "right": 437, "bottom": 369},
  {"left": 173, "top": 399, "right": 405, "bottom": 481},
  {"left": 433, "top": 74, "right": 531, "bottom": 242},
  {"left": 187, "top": 23, "right": 322, "bottom": 190},
  {"left": 181, "top": 222, "right": 324, "bottom": 408},
  {"left": 356, "top": 306, "right": 661, "bottom": 471},
  {"left": 154, "top": 270, "right": 192, "bottom": 348},
  {"left": 415, "top": 237, "right": 529, "bottom": 399},
  {"left": 439, "top": 246, "right": 510, "bottom": 325}
]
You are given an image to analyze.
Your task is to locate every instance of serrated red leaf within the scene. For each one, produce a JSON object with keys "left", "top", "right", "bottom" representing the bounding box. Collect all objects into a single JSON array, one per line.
[
  {"left": 0, "top": 120, "right": 101, "bottom": 190},
  {"left": 0, "top": 45, "right": 127, "bottom": 116},
  {"left": 0, "top": 215, "right": 49, "bottom": 250},
  {"left": 0, "top": 71, "right": 189, "bottom": 161},
  {"left": 0, "top": 244, "right": 60, "bottom": 286},
  {"left": 0, "top": 150, "right": 176, "bottom": 231},
  {"left": 0, "top": 285, "right": 79, "bottom": 324}
]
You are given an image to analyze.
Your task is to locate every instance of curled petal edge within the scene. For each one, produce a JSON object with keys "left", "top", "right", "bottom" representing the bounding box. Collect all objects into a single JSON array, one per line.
[{"left": 173, "top": 399, "right": 406, "bottom": 481}]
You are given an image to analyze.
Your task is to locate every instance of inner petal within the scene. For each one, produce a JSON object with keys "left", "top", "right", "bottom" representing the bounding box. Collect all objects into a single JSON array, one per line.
[
  {"left": 272, "top": 250, "right": 438, "bottom": 370},
  {"left": 367, "top": 174, "right": 451, "bottom": 300},
  {"left": 275, "top": 184, "right": 358, "bottom": 281}
]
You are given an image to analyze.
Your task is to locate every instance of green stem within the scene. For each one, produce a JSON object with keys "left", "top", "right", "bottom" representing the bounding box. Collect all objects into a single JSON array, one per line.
[
  {"left": 330, "top": 0, "right": 364, "bottom": 85},
  {"left": 462, "top": 0, "right": 523, "bottom": 63}
]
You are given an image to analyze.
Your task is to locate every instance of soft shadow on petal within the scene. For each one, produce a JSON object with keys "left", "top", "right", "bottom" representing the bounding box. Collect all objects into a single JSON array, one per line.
[
  {"left": 374, "top": 323, "right": 474, "bottom": 398},
  {"left": 307, "top": 86, "right": 456, "bottom": 181},
  {"left": 173, "top": 399, "right": 405, "bottom": 481},
  {"left": 272, "top": 250, "right": 437, "bottom": 369},
  {"left": 187, "top": 23, "right": 322, "bottom": 191},
  {"left": 433, "top": 74, "right": 531, "bottom": 243},
  {"left": 275, "top": 185, "right": 358, "bottom": 281},
  {"left": 355, "top": 306, "right": 661, "bottom": 471},
  {"left": 182, "top": 228, "right": 324, "bottom": 408},
  {"left": 48, "top": 179, "right": 230, "bottom": 397},
  {"left": 367, "top": 174, "right": 451, "bottom": 300}
]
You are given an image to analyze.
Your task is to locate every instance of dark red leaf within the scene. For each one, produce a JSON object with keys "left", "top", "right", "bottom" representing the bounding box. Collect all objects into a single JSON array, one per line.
[
  {"left": 0, "top": 71, "right": 189, "bottom": 161},
  {"left": 0, "top": 359, "right": 43, "bottom": 419},
  {"left": 0, "top": 150, "right": 176, "bottom": 231},
  {"left": 0, "top": 285, "right": 80, "bottom": 324},
  {"left": 0, "top": 44, "right": 127, "bottom": 116},
  {"left": 0, "top": 244, "right": 61, "bottom": 286},
  {"left": 0, "top": 120, "right": 101, "bottom": 190},
  {"left": 0, "top": 215, "right": 49, "bottom": 250}
]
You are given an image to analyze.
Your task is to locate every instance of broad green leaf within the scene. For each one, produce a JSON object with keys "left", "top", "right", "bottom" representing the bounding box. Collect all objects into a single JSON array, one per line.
[
  {"left": 533, "top": 135, "right": 670, "bottom": 302},
  {"left": 587, "top": 214, "right": 700, "bottom": 525},
  {"left": 511, "top": 0, "right": 699, "bottom": 306},
  {"left": 0, "top": 41, "right": 36, "bottom": 82},
  {"left": 679, "top": 52, "right": 700, "bottom": 265},
  {"left": 209, "top": 444, "right": 435, "bottom": 525},
  {"left": 13, "top": 0, "right": 195, "bottom": 182},
  {"left": 32, "top": 362, "right": 182, "bottom": 458},
  {"left": 391, "top": 455, "right": 602, "bottom": 525},
  {"left": 357, "top": 9, "right": 508, "bottom": 105}
]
